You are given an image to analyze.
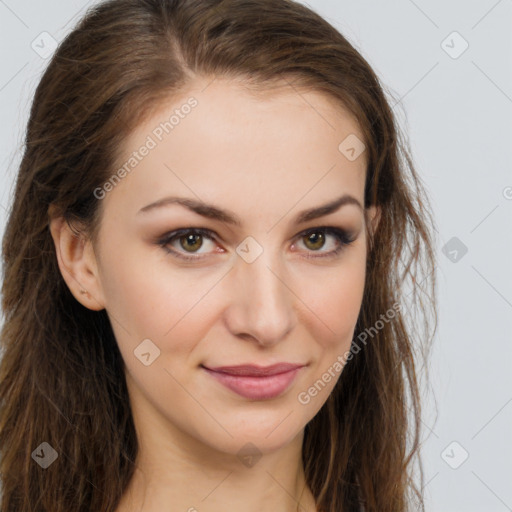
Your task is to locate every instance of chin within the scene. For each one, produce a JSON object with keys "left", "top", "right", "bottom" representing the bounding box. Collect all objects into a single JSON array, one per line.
[{"left": 194, "top": 413, "right": 306, "bottom": 458}]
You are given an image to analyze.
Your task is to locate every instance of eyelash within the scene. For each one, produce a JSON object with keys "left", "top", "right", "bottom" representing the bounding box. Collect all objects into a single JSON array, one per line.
[{"left": 156, "top": 226, "right": 357, "bottom": 262}]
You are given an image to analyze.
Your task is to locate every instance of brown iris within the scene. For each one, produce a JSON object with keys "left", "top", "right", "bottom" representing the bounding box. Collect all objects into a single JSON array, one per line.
[
  {"left": 302, "top": 231, "right": 325, "bottom": 251},
  {"left": 180, "top": 233, "right": 203, "bottom": 252}
]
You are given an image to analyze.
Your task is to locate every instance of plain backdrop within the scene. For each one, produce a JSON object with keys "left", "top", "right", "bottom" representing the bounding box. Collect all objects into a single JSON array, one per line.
[{"left": 0, "top": 1, "right": 511, "bottom": 510}]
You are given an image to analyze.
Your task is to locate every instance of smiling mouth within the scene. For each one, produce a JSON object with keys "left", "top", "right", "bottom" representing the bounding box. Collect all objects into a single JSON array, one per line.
[{"left": 201, "top": 363, "right": 305, "bottom": 400}]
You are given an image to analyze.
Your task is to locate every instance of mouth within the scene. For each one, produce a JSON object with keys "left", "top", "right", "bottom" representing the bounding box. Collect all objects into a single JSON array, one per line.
[{"left": 201, "top": 363, "right": 306, "bottom": 400}]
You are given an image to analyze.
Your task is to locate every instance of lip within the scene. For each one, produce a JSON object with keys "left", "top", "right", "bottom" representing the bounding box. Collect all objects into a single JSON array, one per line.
[{"left": 202, "top": 363, "right": 305, "bottom": 400}]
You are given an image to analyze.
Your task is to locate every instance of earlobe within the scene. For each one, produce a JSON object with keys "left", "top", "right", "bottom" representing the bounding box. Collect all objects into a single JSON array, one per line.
[{"left": 48, "top": 213, "right": 106, "bottom": 311}]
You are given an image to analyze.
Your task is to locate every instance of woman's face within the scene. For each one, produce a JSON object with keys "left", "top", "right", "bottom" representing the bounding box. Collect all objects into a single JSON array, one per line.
[{"left": 88, "top": 77, "right": 378, "bottom": 458}]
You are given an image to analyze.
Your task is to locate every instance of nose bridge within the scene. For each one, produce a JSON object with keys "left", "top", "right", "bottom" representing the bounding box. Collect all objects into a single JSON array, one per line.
[{"left": 226, "top": 242, "right": 296, "bottom": 345}]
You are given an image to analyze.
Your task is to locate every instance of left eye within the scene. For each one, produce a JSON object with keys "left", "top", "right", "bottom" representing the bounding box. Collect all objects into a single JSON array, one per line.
[
  {"left": 295, "top": 228, "right": 346, "bottom": 254},
  {"left": 292, "top": 227, "right": 356, "bottom": 259},
  {"left": 157, "top": 226, "right": 356, "bottom": 261}
]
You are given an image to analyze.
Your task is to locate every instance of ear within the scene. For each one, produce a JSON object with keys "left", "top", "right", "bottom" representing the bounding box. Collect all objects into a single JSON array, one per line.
[{"left": 48, "top": 209, "right": 106, "bottom": 311}]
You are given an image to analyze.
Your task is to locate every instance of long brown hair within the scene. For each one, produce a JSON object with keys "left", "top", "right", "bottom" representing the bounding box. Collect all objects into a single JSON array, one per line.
[{"left": 0, "top": 1, "right": 437, "bottom": 510}]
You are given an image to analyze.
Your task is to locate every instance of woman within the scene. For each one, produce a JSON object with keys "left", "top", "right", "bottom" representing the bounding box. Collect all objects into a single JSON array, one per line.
[{"left": 0, "top": 0, "right": 437, "bottom": 511}]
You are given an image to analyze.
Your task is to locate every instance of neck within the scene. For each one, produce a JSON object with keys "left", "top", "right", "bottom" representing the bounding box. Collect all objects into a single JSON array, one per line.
[{"left": 115, "top": 421, "right": 317, "bottom": 512}]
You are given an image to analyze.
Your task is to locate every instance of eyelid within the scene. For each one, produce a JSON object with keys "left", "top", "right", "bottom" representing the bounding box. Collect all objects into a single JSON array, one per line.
[
  {"left": 292, "top": 226, "right": 357, "bottom": 259},
  {"left": 157, "top": 225, "right": 357, "bottom": 261},
  {"left": 156, "top": 227, "right": 219, "bottom": 259}
]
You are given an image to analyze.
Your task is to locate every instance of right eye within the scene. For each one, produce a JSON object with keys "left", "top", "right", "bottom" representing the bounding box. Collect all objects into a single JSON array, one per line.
[{"left": 157, "top": 228, "right": 222, "bottom": 261}]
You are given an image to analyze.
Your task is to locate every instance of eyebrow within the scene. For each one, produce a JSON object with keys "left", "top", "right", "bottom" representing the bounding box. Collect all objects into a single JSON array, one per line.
[{"left": 137, "top": 193, "right": 363, "bottom": 225}]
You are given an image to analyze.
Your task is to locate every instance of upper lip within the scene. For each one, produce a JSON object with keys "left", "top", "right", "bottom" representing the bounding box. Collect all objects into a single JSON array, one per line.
[{"left": 203, "top": 363, "right": 305, "bottom": 377}]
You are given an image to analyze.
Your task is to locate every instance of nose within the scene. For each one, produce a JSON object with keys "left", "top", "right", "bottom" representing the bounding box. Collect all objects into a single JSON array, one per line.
[{"left": 223, "top": 247, "right": 297, "bottom": 347}]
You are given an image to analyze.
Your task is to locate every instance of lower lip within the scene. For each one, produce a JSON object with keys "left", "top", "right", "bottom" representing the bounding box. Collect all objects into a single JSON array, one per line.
[{"left": 202, "top": 367, "right": 303, "bottom": 400}]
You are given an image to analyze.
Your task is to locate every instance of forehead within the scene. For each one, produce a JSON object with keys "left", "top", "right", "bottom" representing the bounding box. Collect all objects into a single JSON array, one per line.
[{"left": 104, "top": 76, "right": 367, "bottom": 219}]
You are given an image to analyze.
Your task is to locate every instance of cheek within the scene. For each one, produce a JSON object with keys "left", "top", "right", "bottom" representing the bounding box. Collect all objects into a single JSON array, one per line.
[
  {"left": 292, "top": 254, "right": 366, "bottom": 413},
  {"left": 294, "top": 252, "right": 367, "bottom": 349},
  {"left": 98, "top": 236, "right": 221, "bottom": 342},
  {"left": 101, "top": 256, "right": 218, "bottom": 398}
]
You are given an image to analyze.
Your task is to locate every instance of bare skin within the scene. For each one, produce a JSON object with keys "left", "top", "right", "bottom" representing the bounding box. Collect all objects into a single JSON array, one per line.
[{"left": 50, "top": 75, "right": 380, "bottom": 512}]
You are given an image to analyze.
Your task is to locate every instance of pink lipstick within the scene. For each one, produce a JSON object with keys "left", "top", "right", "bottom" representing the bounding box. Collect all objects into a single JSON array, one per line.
[{"left": 202, "top": 363, "right": 305, "bottom": 400}]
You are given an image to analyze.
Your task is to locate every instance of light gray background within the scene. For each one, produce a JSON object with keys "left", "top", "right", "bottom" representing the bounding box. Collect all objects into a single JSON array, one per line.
[{"left": 1, "top": 1, "right": 511, "bottom": 510}]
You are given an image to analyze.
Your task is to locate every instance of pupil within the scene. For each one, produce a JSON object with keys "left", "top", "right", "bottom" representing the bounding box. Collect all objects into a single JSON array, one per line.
[
  {"left": 181, "top": 234, "right": 202, "bottom": 252},
  {"left": 305, "top": 232, "right": 324, "bottom": 250}
]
